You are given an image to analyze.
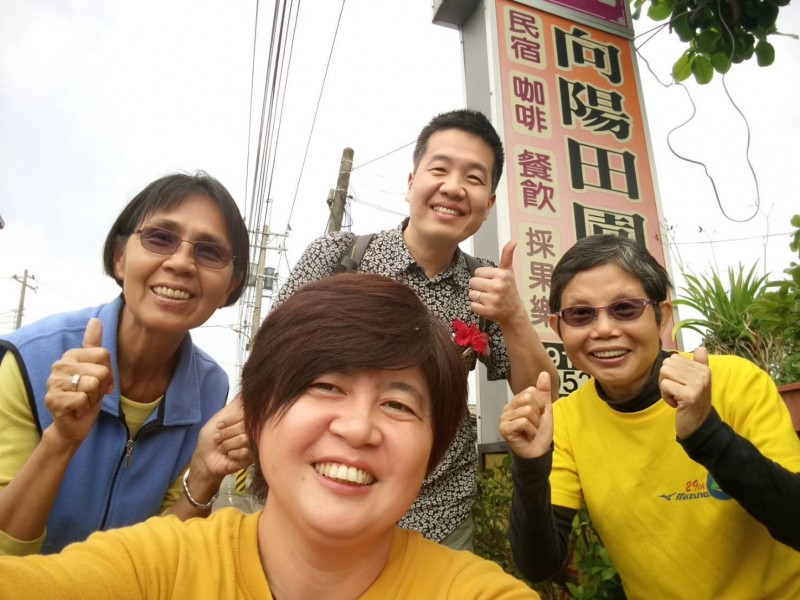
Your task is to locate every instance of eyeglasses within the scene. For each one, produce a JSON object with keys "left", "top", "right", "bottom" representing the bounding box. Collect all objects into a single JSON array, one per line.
[
  {"left": 555, "top": 298, "right": 658, "bottom": 328},
  {"left": 136, "top": 226, "right": 234, "bottom": 269}
]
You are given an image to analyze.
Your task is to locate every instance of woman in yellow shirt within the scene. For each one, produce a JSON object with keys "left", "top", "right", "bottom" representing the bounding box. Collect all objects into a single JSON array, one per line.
[
  {"left": 0, "top": 273, "right": 540, "bottom": 599},
  {"left": 501, "top": 234, "right": 800, "bottom": 599}
]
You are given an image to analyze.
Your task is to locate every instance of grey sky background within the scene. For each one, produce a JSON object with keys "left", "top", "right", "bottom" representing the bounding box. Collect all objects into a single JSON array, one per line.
[{"left": 1, "top": 0, "right": 798, "bottom": 392}]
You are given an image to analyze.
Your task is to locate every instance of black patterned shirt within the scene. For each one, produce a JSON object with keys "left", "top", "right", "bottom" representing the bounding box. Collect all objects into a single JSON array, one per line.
[{"left": 274, "top": 219, "right": 511, "bottom": 541}]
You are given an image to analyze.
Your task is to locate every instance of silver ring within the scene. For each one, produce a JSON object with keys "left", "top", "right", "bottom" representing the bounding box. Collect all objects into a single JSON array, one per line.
[
  {"left": 70, "top": 374, "right": 81, "bottom": 392},
  {"left": 476, "top": 291, "right": 483, "bottom": 303}
]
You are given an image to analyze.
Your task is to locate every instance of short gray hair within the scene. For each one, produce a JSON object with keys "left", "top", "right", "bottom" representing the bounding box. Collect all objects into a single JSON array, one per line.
[{"left": 549, "top": 235, "right": 672, "bottom": 324}]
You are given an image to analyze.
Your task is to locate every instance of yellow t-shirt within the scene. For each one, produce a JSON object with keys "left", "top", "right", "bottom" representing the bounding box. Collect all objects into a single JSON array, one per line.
[
  {"left": 0, "top": 352, "right": 183, "bottom": 555},
  {"left": 552, "top": 353, "right": 800, "bottom": 599},
  {"left": 0, "top": 508, "right": 540, "bottom": 599}
]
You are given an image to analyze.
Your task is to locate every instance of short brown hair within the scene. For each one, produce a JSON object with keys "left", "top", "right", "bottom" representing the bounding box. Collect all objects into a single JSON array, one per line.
[{"left": 241, "top": 273, "right": 468, "bottom": 501}]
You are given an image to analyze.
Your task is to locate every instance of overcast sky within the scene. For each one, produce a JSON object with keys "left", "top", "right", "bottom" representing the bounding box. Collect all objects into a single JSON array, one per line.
[{"left": 1, "top": 0, "right": 798, "bottom": 391}]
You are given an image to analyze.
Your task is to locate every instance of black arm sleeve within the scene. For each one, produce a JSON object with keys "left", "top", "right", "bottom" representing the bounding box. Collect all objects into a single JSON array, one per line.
[
  {"left": 508, "top": 450, "right": 576, "bottom": 582},
  {"left": 679, "top": 407, "right": 800, "bottom": 550}
]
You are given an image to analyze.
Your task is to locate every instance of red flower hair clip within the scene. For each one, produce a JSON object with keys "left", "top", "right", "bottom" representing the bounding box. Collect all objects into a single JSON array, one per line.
[{"left": 452, "top": 319, "right": 489, "bottom": 357}]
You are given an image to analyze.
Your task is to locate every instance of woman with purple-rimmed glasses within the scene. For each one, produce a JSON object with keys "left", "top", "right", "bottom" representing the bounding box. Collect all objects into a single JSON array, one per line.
[
  {"left": 500, "top": 234, "right": 800, "bottom": 598},
  {"left": 0, "top": 172, "right": 252, "bottom": 555}
]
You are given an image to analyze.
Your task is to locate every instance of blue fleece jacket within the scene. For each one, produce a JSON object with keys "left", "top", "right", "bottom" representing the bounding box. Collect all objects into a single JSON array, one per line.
[{"left": 0, "top": 296, "right": 228, "bottom": 553}]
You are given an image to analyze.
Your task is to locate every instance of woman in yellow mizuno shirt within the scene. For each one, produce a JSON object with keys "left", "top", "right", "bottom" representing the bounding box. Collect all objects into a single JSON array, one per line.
[{"left": 501, "top": 234, "right": 800, "bottom": 599}]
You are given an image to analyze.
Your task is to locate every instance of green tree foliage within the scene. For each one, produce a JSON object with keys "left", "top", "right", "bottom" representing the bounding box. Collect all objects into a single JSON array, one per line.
[
  {"left": 751, "top": 214, "right": 800, "bottom": 384},
  {"left": 673, "top": 215, "right": 800, "bottom": 385},
  {"left": 473, "top": 455, "right": 524, "bottom": 582},
  {"left": 672, "top": 263, "right": 775, "bottom": 365},
  {"left": 565, "top": 509, "right": 626, "bottom": 600},
  {"left": 629, "top": 0, "right": 793, "bottom": 84},
  {"left": 473, "top": 455, "right": 624, "bottom": 599}
]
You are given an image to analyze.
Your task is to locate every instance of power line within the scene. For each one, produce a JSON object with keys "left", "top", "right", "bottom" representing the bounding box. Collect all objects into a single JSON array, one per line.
[
  {"left": 256, "top": 1, "right": 302, "bottom": 229},
  {"left": 284, "top": 0, "right": 348, "bottom": 230},
  {"left": 349, "top": 193, "right": 406, "bottom": 218},
  {"left": 249, "top": 0, "right": 300, "bottom": 230},
  {"left": 242, "top": 0, "right": 261, "bottom": 220},
  {"left": 670, "top": 230, "right": 793, "bottom": 246},
  {"left": 238, "top": 0, "right": 304, "bottom": 367},
  {"left": 633, "top": 12, "right": 762, "bottom": 225},
  {"left": 352, "top": 140, "right": 415, "bottom": 171}
]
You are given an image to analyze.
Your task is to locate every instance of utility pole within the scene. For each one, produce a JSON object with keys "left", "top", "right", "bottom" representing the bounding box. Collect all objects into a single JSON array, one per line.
[
  {"left": 248, "top": 224, "right": 270, "bottom": 347},
  {"left": 12, "top": 269, "right": 37, "bottom": 330},
  {"left": 326, "top": 147, "right": 354, "bottom": 233}
]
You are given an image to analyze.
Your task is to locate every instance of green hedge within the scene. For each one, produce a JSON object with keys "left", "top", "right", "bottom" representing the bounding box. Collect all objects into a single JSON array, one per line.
[{"left": 473, "top": 454, "right": 625, "bottom": 599}]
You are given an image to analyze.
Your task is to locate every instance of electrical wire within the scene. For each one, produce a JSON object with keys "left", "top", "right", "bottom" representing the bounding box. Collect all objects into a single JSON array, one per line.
[
  {"left": 249, "top": 0, "right": 299, "bottom": 230},
  {"left": 633, "top": 3, "right": 762, "bottom": 224},
  {"left": 283, "top": 0, "right": 347, "bottom": 230},
  {"left": 670, "top": 230, "right": 793, "bottom": 246},
  {"left": 349, "top": 192, "right": 406, "bottom": 217},
  {"left": 238, "top": 0, "right": 303, "bottom": 350},
  {"left": 242, "top": 0, "right": 261, "bottom": 220},
  {"left": 352, "top": 140, "right": 415, "bottom": 171}
]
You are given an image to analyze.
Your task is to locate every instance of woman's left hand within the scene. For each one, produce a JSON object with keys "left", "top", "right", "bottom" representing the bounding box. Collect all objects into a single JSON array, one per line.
[
  {"left": 206, "top": 395, "right": 253, "bottom": 474},
  {"left": 659, "top": 347, "right": 713, "bottom": 439},
  {"left": 173, "top": 397, "right": 253, "bottom": 515},
  {"left": 191, "top": 396, "right": 253, "bottom": 481}
]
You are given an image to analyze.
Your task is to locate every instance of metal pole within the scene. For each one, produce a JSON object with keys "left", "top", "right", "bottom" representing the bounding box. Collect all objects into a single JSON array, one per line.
[
  {"left": 14, "top": 269, "right": 28, "bottom": 329},
  {"left": 327, "top": 147, "right": 354, "bottom": 233},
  {"left": 248, "top": 225, "right": 269, "bottom": 346},
  {"left": 14, "top": 269, "right": 28, "bottom": 330}
]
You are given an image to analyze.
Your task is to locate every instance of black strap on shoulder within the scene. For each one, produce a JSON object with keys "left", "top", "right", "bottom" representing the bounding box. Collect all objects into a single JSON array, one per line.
[
  {"left": 337, "top": 233, "right": 375, "bottom": 273},
  {"left": 462, "top": 252, "right": 481, "bottom": 277},
  {"left": 337, "top": 237, "right": 490, "bottom": 333}
]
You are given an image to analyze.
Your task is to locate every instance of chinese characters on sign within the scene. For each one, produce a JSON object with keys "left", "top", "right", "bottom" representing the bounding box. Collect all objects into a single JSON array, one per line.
[{"left": 497, "top": 0, "right": 670, "bottom": 395}]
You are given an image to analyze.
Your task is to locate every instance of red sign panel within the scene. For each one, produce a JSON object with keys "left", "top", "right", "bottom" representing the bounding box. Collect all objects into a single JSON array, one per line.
[
  {"left": 495, "top": 0, "right": 672, "bottom": 394},
  {"left": 540, "top": 0, "right": 629, "bottom": 29}
]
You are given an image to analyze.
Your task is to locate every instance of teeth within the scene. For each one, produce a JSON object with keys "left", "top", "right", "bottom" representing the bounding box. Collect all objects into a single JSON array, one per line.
[
  {"left": 433, "top": 206, "right": 460, "bottom": 216},
  {"left": 314, "top": 462, "right": 375, "bottom": 485},
  {"left": 593, "top": 349, "right": 626, "bottom": 359},
  {"left": 153, "top": 286, "right": 191, "bottom": 300}
]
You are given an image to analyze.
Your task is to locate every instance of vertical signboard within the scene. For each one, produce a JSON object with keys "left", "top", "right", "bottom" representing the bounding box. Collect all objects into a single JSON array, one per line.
[
  {"left": 432, "top": 0, "right": 673, "bottom": 441},
  {"left": 494, "top": 0, "right": 672, "bottom": 396}
]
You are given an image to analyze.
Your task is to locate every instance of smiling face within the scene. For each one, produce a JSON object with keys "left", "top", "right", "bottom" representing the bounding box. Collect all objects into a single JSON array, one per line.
[
  {"left": 257, "top": 367, "right": 433, "bottom": 544},
  {"left": 113, "top": 194, "right": 241, "bottom": 336},
  {"left": 403, "top": 128, "right": 496, "bottom": 251},
  {"left": 549, "top": 263, "right": 671, "bottom": 403}
]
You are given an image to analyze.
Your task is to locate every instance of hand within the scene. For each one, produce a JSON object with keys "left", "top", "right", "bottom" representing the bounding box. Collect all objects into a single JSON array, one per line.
[
  {"left": 659, "top": 348, "right": 713, "bottom": 439},
  {"left": 469, "top": 241, "right": 526, "bottom": 327},
  {"left": 44, "top": 319, "right": 114, "bottom": 447},
  {"left": 192, "top": 395, "right": 253, "bottom": 479},
  {"left": 499, "top": 371, "right": 553, "bottom": 458}
]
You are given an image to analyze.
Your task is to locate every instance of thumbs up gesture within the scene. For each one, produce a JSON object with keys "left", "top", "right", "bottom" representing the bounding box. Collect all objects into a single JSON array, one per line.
[
  {"left": 469, "top": 240, "right": 525, "bottom": 327},
  {"left": 500, "top": 371, "right": 554, "bottom": 458},
  {"left": 659, "top": 347, "right": 713, "bottom": 440},
  {"left": 45, "top": 318, "right": 114, "bottom": 447}
]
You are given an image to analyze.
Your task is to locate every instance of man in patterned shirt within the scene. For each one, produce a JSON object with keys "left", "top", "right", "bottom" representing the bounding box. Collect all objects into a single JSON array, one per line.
[{"left": 273, "top": 109, "right": 559, "bottom": 550}]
